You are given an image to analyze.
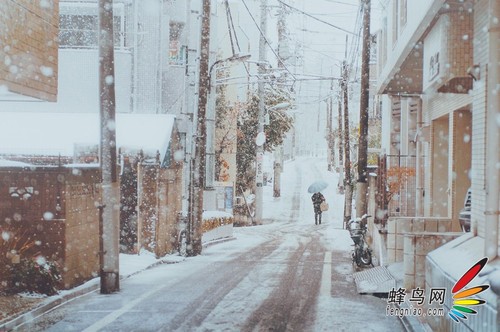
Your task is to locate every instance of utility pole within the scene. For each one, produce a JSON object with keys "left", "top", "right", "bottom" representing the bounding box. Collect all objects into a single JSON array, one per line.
[
  {"left": 189, "top": 0, "right": 211, "bottom": 256},
  {"left": 356, "top": 0, "right": 371, "bottom": 218},
  {"left": 273, "top": 1, "right": 288, "bottom": 198},
  {"left": 337, "top": 87, "right": 344, "bottom": 193},
  {"left": 255, "top": 0, "right": 267, "bottom": 224},
  {"left": 98, "top": 0, "right": 119, "bottom": 293},
  {"left": 342, "top": 60, "right": 352, "bottom": 227},
  {"left": 327, "top": 79, "right": 335, "bottom": 171}
]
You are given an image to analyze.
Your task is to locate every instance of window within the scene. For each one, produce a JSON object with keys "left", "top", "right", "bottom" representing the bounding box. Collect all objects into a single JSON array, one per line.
[
  {"left": 382, "top": 17, "right": 388, "bottom": 65},
  {"left": 60, "top": 14, "right": 97, "bottom": 48},
  {"left": 400, "top": 0, "right": 407, "bottom": 28},
  {"left": 392, "top": 0, "right": 399, "bottom": 45},
  {"left": 59, "top": 13, "right": 126, "bottom": 49},
  {"left": 370, "top": 34, "right": 378, "bottom": 64}
]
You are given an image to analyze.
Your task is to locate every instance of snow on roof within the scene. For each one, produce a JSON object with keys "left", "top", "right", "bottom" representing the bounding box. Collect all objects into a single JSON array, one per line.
[
  {"left": 0, "top": 159, "right": 33, "bottom": 167},
  {"left": 0, "top": 112, "right": 176, "bottom": 161}
]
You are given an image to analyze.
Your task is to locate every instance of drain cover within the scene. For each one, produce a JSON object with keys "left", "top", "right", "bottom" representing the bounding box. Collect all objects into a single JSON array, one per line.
[{"left": 353, "top": 266, "right": 396, "bottom": 294}]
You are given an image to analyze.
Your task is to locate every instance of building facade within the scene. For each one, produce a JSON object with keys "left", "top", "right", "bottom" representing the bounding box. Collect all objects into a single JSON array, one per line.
[{"left": 376, "top": 0, "right": 499, "bottom": 330}]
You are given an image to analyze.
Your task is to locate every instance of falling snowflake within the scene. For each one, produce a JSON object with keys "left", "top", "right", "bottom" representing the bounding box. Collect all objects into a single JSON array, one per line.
[
  {"left": 1, "top": 231, "right": 10, "bottom": 241},
  {"left": 40, "top": 66, "right": 54, "bottom": 77},
  {"left": 105, "top": 75, "right": 114, "bottom": 85}
]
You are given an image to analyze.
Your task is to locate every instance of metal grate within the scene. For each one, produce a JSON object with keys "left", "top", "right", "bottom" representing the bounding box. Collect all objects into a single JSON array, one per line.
[{"left": 353, "top": 266, "right": 396, "bottom": 294}]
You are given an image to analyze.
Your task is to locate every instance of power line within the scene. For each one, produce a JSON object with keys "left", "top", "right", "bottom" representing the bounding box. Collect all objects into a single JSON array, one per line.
[
  {"left": 322, "top": 0, "right": 361, "bottom": 7},
  {"left": 277, "top": 0, "right": 357, "bottom": 36},
  {"left": 346, "top": 3, "right": 363, "bottom": 78},
  {"left": 224, "top": 0, "right": 241, "bottom": 54},
  {"left": 240, "top": 0, "right": 297, "bottom": 81}
]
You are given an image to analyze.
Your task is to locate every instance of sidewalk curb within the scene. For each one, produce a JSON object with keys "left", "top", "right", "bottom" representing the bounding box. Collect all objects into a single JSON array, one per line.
[
  {"left": 384, "top": 262, "right": 433, "bottom": 332},
  {"left": 1, "top": 281, "right": 100, "bottom": 331},
  {"left": 0, "top": 257, "right": 185, "bottom": 331},
  {"left": 202, "top": 236, "right": 236, "bottom": 249}
]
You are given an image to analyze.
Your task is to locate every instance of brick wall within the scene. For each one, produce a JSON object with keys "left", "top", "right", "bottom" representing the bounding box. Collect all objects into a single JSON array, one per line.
[
  {"left": 0, "top": 169, "right": 66, "bottom": 223},
  {"left": 156, "top": 167, "right": 183, "bottom": 256},
  {"left": 0, "top": 0, "right": 59, "bottom": 101},
  {"left": 138, "top": 163, "right": 183, "bottom": 257},
  {"left": 63, "top": 181, "right": 100, "bottom": 289},
  {"left": 441, "top": 12, "right": 473, "bottom": 89},
  {"left": 386, "top": 217, "right": 453, "bottom": 263},
  {"left": 0, "top": 167, "right": 101, "bottom": 289}
]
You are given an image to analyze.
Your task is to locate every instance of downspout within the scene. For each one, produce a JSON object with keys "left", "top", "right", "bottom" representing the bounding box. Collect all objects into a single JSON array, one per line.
[
  {"left": 485, "top": 0, "right": 500, "bottom": 259},
  {"left": 415, "top": 98, "right": 423, "bottom": 217}
]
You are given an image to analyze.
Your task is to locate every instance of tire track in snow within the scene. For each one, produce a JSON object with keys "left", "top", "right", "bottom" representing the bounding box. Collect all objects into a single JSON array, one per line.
[
  {"left": 163, "top": 238, "right": 283, "bottom": 331},
  {"left": 241, "top": 235, "right": 324, "bottom": 332}
]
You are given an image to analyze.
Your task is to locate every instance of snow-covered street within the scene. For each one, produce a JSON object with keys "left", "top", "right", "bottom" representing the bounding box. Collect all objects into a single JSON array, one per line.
[
  {"left": 2, "top": 0, "right": 500, "bottom": 330},
  {"left": 17, "top": 158, "right": 404, "bottom": 331}
]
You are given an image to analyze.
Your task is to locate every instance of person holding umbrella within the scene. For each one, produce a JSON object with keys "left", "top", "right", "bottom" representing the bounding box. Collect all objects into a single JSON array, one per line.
[
  {"left": 308, "top": 180, "right": 328, "bottom": 225},
  {"left": 311, "top": 191, "right": 326, "bottom": 225}
]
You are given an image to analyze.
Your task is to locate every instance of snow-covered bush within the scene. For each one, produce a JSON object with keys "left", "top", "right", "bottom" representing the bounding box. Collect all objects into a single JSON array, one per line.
[
  {"left": 202, "top": 214, "right": 234, "bottom": 233},
  {"left": 7, "top": 257, "right": 61, "bottom": 296},
  {"left": 9, "top": 258, "right": 62, "bottom": 295}
]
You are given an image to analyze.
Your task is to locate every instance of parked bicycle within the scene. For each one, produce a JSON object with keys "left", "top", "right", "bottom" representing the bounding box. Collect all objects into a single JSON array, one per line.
[{"left": 347, "top": 214, "right": 373, "bottom": 267}]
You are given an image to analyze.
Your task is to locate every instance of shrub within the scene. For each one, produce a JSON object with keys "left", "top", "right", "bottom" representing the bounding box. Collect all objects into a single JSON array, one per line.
[
  {"left": 202, "top": 215, "right": 233, "bottom": 233},
  {"left": 1, "top": 225, "right": 37, "bottom": 294},
  {"left": 7, "top": 257, "right": 61, "bottom": 296},
  {"left": 1, "top": 224, "right": 61, "bottom": 295}
]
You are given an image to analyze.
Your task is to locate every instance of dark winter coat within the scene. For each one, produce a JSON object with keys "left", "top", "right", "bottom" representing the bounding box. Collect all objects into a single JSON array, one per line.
[{"left": 311, "top": 192, "right": 325, "bottom": 214}]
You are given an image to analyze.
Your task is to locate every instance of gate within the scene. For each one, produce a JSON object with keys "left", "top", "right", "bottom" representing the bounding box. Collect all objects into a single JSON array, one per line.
[{"left": 376, "top": 154, "right": 417, "bottom": 224}]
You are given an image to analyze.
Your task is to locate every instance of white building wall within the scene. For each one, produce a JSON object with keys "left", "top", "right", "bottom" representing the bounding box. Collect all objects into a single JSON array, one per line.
[
  {"left": 471, "top": 0, "right": 489, "bottom": 238},
  {"left": 0, "top": 50, "right": 132, "bottom": 116},
  {"left": 134, "top": 1, "right": 164, "bottom": 114}
]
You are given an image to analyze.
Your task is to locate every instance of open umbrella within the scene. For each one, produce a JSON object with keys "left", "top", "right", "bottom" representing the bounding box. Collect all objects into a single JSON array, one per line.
[{"left": 308, "top": 180, "right": 328, "bottom": 193}]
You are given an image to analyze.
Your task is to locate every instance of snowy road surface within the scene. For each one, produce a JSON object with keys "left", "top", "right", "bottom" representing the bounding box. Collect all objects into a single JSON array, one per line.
[{"left": 20, "top": 158, "right": 404, "bottom": 331}]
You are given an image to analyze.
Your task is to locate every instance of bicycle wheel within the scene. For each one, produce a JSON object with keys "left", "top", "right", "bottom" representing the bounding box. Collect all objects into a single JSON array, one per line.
[{"left": 359, "top": 248, "right": 372, "bottom": 266}]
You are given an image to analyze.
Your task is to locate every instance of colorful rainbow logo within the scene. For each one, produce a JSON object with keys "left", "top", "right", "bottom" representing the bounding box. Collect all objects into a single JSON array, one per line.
[{"left": 449, "top": 257, "right": 489, "bottom": 323}]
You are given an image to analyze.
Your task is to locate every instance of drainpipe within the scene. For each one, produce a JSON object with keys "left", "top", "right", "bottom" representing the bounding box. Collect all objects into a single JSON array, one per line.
[
  {"left": 415, "top": 98, "right": 423, "bottom": 217},
  {"left": 485, "top": 0, "right": 500, "bottom": 259}
]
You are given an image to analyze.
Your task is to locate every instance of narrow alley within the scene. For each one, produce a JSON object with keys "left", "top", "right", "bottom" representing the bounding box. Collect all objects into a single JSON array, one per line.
[{"left": 13, "top": 158, "right": 404, "bottom": 332}]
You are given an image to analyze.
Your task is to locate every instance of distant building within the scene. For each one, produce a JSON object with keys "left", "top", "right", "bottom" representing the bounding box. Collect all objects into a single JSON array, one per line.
[{"left": 1, "top": 0, "right": 204, "bottom": 210}]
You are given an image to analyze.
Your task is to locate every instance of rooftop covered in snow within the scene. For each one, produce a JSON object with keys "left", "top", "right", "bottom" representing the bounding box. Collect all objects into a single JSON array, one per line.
[{"left": 0, "top": 112, "right": 177, "bottom": 166}]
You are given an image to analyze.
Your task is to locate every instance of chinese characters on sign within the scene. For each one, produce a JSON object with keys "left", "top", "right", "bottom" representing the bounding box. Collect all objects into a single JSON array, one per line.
[{"left": 386, "top": 287, "right": 446, "bottom": 318}]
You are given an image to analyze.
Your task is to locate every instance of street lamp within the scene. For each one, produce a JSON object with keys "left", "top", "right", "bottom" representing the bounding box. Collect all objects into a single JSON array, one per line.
[
  {"left": 208, "top": 53, "right": 251, "bottom": 90},
  {"left": 264, "top": 102, "right": 291, "bottom": 124}
]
